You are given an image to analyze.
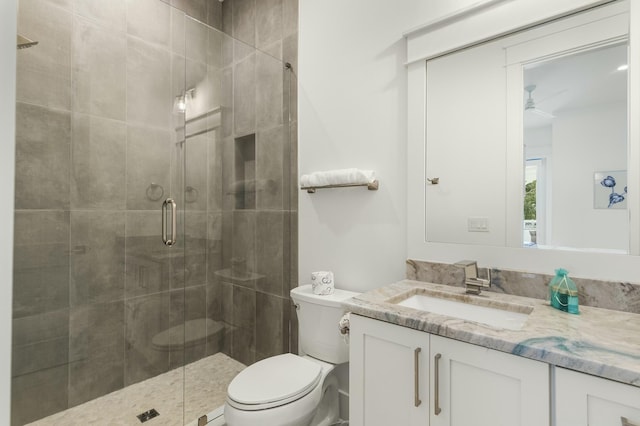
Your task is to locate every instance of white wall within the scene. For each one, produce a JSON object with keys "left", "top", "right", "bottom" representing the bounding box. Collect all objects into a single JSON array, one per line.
[
  {"left": 0, "top": 0, "right": 17, "bottom": 422},
  {"left": 298, "top": 0, "right": 447, "bottom": 293},
  {"left": 552, "top": 102, "right": 628, "bottom": 250}
]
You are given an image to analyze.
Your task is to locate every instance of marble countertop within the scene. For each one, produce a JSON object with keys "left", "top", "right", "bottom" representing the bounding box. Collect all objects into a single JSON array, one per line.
[{"left": 343, "top": 279, "right": 640, "bottom": 387}]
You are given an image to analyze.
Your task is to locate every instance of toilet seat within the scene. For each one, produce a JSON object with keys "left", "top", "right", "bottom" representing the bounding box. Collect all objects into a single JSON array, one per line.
[{"left": 227, "top": 354, "right": 322, "bottom": 411}]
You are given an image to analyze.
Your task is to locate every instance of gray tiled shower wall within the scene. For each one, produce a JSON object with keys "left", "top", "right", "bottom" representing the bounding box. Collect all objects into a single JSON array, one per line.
[{"left": 12, "top": 0, "right": 298, "bottom": 424}]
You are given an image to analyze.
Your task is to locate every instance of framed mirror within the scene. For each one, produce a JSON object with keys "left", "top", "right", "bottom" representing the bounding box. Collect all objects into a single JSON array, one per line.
[{"left": 423, "top": 0, "right": 634, "bottom": 254}]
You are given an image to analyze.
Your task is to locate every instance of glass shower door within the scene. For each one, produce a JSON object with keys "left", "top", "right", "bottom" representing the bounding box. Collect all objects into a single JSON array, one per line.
[
  {"left": 11, "top": 1, "right": 189, "bottom": 424},
  {"left": 181, "top": 15, "right": 295, "bottom": 424}
]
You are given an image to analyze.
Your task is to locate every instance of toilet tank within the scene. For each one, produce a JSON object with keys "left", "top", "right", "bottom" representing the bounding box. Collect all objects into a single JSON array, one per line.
[{"left": 290, "top": 284, "right": 360, "bottom": 364}]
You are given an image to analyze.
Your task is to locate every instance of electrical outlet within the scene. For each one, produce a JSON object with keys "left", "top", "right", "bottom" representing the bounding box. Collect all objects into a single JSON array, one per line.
[{"left": 468, "top": 217, "right": 489, "bottom": 232}]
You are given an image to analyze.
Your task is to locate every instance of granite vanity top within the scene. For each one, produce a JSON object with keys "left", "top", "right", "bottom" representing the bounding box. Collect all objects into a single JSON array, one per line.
[{"left": 343, "top": 279, "right": 640, "bottom": 387}]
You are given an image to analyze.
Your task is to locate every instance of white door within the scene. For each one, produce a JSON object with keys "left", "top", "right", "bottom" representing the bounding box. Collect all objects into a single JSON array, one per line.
[
  {"left": 556, "top": 367, "right": 640, "bottom": 426},
  {"left": 430, "top": 334, "right": 549, "bottom": 426},
  {"left": 349, "top": 315, "right": 429, "bottom": 426}
]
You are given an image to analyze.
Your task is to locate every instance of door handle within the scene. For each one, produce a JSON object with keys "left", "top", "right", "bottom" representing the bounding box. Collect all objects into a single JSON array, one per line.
[
  {"left": 162, "top": 198, "right": 177, "bottom": 246},
  {"left": 434, "top": 353, "right": 442, "bottom": 415},
  {"left": 414, "top": 347, "right": 422, "bottom": 407},
  {"left": 622, "top": 417, "right": 639, "bottom": 426}
]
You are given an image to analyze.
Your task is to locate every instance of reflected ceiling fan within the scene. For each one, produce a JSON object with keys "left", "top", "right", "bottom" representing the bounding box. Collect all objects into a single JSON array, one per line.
[{"left": 524, "top": 85, "right": 555, "bottom": 119}]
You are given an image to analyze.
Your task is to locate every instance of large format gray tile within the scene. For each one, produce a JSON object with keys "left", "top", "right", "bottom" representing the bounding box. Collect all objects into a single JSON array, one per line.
[
  {"left": 126, "top": 0, "right": 171, "bottom": 47},
  {"left": 74, "top": 0, "right": 126, "bottom": 31},
  {"left": 11, "top": 365, "right": 69, "bottom": 426},
  {"left": 256, "top": 51, "right": 284, "bottom": 130},
  {"left": 231, "top": 285, "right": 255, "bottom": 365},
  {"left": 206, "top": 211, "right": 223, "bottom": 277},
  {"left": 232, "top": 0, "right": 255, "bottom": 46},
  {"left": 124, "top": 293, "right": 172, "bottom": 386},
  {"left": 69, "top": 211, "right": 125, "bottom": 306},
  {"left": 71, "top": 114, "right": 126, "bottom": 210},
  {"left": 13, "top": 211, "right": 70, "bottom": 318},
  {"left": 288, "top": 120, "right": 298, "bottom": 208},
  {"left": 231, "top": 211, "right": 257, "bottom": 284},
  {"left": 256, "top": 125, "right": 284, "bottom": 209},
  {"left": 233, "top": 54, "right": 256, "bottom": 136},
  {"left": 171, "top": 0, "right": 207, "bottom": 23},
  {"left": 72, "top": 17, "right": 127, "bottom": 121},
  {"left": 207, "top": 28, "right": 225, "bottom": 69},
  {"left": 207, "top": 136, "right": 224, "bottom": 212},
  {"left": 185, "top": 134, "right": 208, "bottom": 212},
  {"left": 256, "top": 211, "right": 284, "bottom": 296},
  {"left": 12, "top": 309, "right": 69, "bottom": 348},
  {"left": 69, "top": 301, "right": 125, "bottom": 406},
  {"left": 15, "top": 103, "right": 71, "bottom": 210},
  {"left": 186, "top": 16, "right": 207, "bottom": 64},
  {"left": 288, "top": 210, "right": 298, "bottom": 292},
  {"left": 126, "top": 37, "right": 172, "bottom": 129},
  {"left": 221, "top": 282, "right": 234, "bottom": 356},
  {"left": 222, "top": 0, "right": 233, "bottom": 36},
  {"left": 69, "top": 301, "right": 124, "bottom": 362},
  {"left": 256, "top": 0, "right": 282, "bottom": 49},
  {"left": 16, "top": 0, "right": 72, "bottom": 110},
  {"left": 206, "top": 66, "right": 223, "bottom": 113},
  {"left": 12, "top": 316, "right": 68, "bottom": 377},
  {"left": 180, "top": 212, "right": 208, "bottom": 288},
  {"left": 168, "top": 286, "right": 207, "bottom": 368},
  {"left": 171, "top": 7, "right": 186, "bottom": 57},
  {"left": 282, "top": 34, "right": 298, "bottom": 124},
  {"left": 126, "top": 125, "right": 171, "bottom": 210},
  {"left": 255, "top": 292, "right": 283, "bottom": 359},
  {"left": 125, "top": 211, "right": 170, "bottom": 298},
  {"left": 206, "top": 0, "right": 223, "bottom": 31},
  {"left": 221, "top": 68, "right": 233, "bottom": 138},
  {"left": 283, "top": 0, "right": 298, "bottom": 37}
]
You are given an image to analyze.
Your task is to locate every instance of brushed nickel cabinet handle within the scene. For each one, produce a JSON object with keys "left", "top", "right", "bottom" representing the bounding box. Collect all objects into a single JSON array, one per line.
[
  {"left": 414, "top": 347, "right": 422, "bottom": 407},
  {"left": 622, "top": 417, "right": 639, "bottom": 426},
  {"left": 162, "top": 198, "right": 177, "bottom": 246},
  {"left": 434, "top": 353, "right": 442, "bottom": 415}
]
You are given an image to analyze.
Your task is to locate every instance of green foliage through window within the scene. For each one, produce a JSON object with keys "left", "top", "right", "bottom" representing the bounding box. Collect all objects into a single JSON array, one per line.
[{"left": 524, "top": 180, "right": 536, "bottom": 220}]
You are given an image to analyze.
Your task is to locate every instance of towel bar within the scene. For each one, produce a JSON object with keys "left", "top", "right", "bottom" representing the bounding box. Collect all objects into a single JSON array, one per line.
[{"left": 301, "top": 180, "right": 379, "bottom": 193}]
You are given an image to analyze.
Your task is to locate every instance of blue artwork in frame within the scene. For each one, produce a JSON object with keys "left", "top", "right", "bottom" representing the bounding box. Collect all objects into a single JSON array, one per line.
[{"left": 594, "top": 170, "right": 627, "bottom": 209}]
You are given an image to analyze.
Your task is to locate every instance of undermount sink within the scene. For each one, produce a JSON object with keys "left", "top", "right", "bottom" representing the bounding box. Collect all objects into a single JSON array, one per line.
[{"left": 392, "top": 289, "right": 533, "bottom": 331}]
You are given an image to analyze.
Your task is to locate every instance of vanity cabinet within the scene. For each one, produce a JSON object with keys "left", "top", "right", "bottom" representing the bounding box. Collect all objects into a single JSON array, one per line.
[
  {"left": 349, "top": 315, "right": 549, "bottom": 426},
  {"left": 429, "top": 334, "right": 548, "bottom": 426},
  {"left": 555, "top": 367, "right": 640, "bottom": 426},
  {"left": 349, "top": 314, "right": 429, "bottom": 426}
]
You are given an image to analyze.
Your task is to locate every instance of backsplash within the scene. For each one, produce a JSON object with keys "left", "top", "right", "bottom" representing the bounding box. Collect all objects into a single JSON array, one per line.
[{"left": 406, "top": 259, "right": 640, "bottom": 314}]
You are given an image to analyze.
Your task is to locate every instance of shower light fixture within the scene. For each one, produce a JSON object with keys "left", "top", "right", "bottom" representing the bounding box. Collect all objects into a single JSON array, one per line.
[{"left": 175, "top": 88, "right": 195, "bottom": 112}]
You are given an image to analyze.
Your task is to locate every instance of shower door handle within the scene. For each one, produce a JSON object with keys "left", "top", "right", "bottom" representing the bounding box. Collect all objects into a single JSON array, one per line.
[{"left": 162, "top": 198, "right": 177, "bottom": 246}]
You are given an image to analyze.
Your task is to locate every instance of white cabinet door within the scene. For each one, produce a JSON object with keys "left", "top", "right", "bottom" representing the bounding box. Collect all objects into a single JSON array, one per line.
[
  {"left": 556, "top": 367, "right": 640, "bottom": 426},
  {"left": 350, "top": 315, "right": 429, "bottom": 426},
  {"left": 430, "top": 335, "right": 549, "bottom": 426}
]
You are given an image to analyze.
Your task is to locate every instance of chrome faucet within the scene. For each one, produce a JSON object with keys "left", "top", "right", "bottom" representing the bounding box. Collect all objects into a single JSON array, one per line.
[{"left": 455, "top": 260, "right": 491, "bottom": 295}]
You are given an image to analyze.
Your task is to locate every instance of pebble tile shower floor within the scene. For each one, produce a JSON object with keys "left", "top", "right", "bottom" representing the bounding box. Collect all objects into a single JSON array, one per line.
[{"left": 27, "top": 353, "right": 245, "bottom": 426}]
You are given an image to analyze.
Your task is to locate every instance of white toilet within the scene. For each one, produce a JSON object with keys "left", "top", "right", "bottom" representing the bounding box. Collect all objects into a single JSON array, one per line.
[{"left": 223, "top": 284, "right": 359, "bottom": 426}]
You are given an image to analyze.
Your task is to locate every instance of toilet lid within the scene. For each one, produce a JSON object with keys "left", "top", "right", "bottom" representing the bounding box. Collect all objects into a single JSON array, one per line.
[{"left": 227, "top": 354, "right": 322, "bottom": 408}]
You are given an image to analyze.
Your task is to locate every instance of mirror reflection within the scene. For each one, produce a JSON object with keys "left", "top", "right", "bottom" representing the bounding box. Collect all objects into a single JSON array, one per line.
[{"left": 522, "top": 43, "right": 628, "bottom": 252}]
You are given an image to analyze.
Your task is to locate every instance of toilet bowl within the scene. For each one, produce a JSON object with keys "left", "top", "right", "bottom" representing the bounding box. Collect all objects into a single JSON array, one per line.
[
  {"left": 224, "top": 285, "right": 359, "bottom": 426},
  {"left": 224, "top": 354, "right": 338, "bottom": 426}
]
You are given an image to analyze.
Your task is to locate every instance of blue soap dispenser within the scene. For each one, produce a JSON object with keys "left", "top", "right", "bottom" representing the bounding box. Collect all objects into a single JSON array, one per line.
[{"left": 549, "top": 268, "right": 579, "bottom": 314}]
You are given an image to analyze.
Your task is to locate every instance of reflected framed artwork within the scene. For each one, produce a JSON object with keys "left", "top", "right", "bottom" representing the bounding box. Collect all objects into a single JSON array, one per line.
[{"left": 594, "top": 170, "right": 627, "bottom": 209}]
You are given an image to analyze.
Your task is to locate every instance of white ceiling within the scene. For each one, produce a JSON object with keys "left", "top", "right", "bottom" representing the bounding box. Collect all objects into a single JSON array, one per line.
[{"left": 523, "top": 43, "right": 628, "bottom": 129}]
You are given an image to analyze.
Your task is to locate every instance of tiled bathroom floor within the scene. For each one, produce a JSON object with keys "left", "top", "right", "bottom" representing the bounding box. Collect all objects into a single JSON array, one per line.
[{"left": 27, "top": 353, "right": 245, "bottom": 426}]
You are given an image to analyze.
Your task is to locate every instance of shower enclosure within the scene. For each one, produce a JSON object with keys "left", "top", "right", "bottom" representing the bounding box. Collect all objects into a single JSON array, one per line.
[{"left": 12, "top": 0, "right": 297, "bottom": 424}]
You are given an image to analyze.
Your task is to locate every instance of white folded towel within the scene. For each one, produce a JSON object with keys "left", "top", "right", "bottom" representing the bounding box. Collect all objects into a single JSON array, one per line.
[{"left": 300, "top": 168, "right": 376, "bottom": 188}]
